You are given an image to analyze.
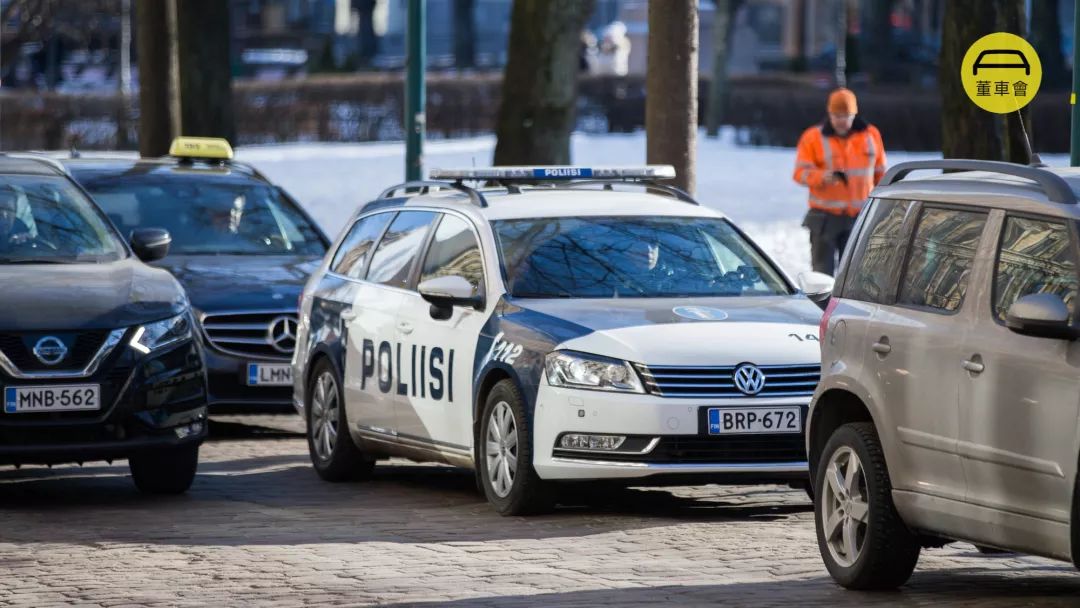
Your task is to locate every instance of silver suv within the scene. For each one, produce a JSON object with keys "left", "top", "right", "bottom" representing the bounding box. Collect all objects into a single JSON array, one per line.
[{"left": 809, "top": 160, "right": 1080, "bottom": 589}]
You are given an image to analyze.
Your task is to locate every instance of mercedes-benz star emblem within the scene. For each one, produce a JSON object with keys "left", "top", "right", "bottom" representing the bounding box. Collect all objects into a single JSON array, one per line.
[
  {"left": 33, "top": 336, "right": 68, "bottom": 366},
  {"left": 733, "top": 363, "right": 766, "bottom": 396},
  {"left": 267, "top": 316, "right": 298, "bottom": 354}
]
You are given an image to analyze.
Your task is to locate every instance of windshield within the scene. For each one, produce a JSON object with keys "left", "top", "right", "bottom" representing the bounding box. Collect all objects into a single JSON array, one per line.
[
  {"left": 0, "top": 174, "right": 125, "bottom": 264},
  {"left": 82, "top": 175, "right": 326, "bottom": 256},
  {"left": 493, "top": 216, "right": 790, "bottom": 298}
]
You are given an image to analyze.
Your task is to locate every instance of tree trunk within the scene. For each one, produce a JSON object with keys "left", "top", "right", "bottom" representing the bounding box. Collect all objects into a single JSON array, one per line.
[
  {"left": 493, "top": 0, "right": 594, "bottom": 166},
  {"left": 705, "top": 0, "right": 740, "bottom": 138},
  {"left": 940, "top": 0, "right": 1029, "bottom": 163},
  {"left": 136, "top": 0, "right": 173, "bottom": 157},
  {"left": 174, "top": 0, "right": 236, "bottom": 142},
  {"left": 453, "top": 0, "right": 475, "bottom": 69},
  {"left": 646, "top": 0, "right": 698, "bottom": 194},
  {"left": 1031, "top": 0, "right": 1067, "bottom": 90}
]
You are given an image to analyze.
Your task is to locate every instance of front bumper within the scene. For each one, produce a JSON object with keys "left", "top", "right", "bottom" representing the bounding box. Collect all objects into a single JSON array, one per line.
[
  {"left": 203, "top": 348, "right": 293, "bottom": 412},
  {"left": 532, "top": 384, "right": 809, "bottom": 482},
  {"left": 0, "top": 338, "right": 208, "bottom": 466}
]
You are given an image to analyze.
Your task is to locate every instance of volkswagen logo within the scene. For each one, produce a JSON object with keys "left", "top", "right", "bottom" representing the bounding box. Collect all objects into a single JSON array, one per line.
[
  {"left": 32, "top": 336, "right": 68, "bottom": 366},
  {"left": 267, "top": 316, "right": 298, "bottom": 354},
  {"left": 733, "top": 363, "right": 766, "bottom": 396}
]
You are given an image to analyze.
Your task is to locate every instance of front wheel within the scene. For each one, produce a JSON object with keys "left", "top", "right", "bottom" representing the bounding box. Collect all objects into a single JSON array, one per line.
[
  {"left": 129, "top": 442, "right": 199, "bottom": 495},
  {"left": 477, "top": 380, "right": 554, "bottom": 515},
  {"left": 307, "top": 359, "right": 375, "bottom": 482},
  {"left": 815, "top": 422, "right": 920, "bottom": 590}
]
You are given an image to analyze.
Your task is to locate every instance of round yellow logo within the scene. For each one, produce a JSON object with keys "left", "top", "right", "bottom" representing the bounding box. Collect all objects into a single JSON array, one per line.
[{"left": 962, "top": 32, "right": 1041, "bottom": 114}]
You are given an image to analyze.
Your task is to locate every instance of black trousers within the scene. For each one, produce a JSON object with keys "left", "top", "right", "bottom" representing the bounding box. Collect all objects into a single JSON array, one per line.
[{"left": 803, "top": 209, "right": 856, "bottom": 276}]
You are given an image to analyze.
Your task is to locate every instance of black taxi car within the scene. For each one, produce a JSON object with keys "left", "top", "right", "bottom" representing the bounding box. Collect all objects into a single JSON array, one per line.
[
  {"left": 65, "top": 138, "right": 329, "bottom": 412},
  {"left": 0, "top": 154, "right": 206, "bottom": 493}
]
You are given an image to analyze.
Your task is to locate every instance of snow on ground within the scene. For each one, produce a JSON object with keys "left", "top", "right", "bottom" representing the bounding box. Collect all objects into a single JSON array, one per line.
[
  {"left": 238, "top": 132, "right": 1062, "bottom": 277},
  {"left": 237, "top": 131, "right": 934, "bottom": 277}
]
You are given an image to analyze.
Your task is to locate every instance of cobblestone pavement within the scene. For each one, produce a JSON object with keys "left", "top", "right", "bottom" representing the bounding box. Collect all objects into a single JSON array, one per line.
[{"left": 1, "top": 414, "right": 1078, "bottom": 607}]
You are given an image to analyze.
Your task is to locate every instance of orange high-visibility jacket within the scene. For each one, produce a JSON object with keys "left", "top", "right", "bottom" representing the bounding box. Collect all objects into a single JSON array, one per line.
[{"left": 793, "top": 118, "right": 886, "bottom": 217}]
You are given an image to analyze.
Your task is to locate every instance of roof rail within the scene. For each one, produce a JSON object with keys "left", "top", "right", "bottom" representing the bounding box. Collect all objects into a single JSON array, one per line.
[
  {"left": 879, "top": 159, "right": 1077, "bottom": 205},
  {"left": 378, "top": 180, "right": 488, "bottom": 208},
  {"left": 556, "top": 179, "right": 699, "bottom": 205}
]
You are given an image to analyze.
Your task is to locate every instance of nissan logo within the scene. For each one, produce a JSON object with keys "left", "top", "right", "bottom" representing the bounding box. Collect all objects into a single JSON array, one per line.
[
  {"left": 733, "top": 363, "right": 766, "bottom": 396},
  {"left": 33, "top": 336, "right": 68, "bottom": 366},
  {"left": 267, "top": 316, "right": 298, "bottom": 354}
]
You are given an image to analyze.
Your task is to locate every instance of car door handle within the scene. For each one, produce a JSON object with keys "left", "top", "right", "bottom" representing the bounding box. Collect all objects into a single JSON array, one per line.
[
  {"left": 340, "top": 309, "right": 356, "bottom": 321},
  {"left": 397, "top": 322, "right": 414, "bottom": 335},
  {"left": 871, "top": 341, "right": 891, "bottom": 355},
  {"left": 962, "top": 357, "right": 985, "bottom": 374}
]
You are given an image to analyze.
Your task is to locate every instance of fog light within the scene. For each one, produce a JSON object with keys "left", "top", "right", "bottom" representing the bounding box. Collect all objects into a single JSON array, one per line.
[
  {"left": 559, "top": 434, "right": 626, "bottom": 450},
  {"left": 174, "top": 421, "right": 204, "bottom": 439}
]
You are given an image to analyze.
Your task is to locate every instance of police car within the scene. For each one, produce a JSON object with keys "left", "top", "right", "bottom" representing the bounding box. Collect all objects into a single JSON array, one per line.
[
  {"left": 294, "top": 166, "right": 832, "bottom": 514},
  {"left": 64, "top": 138, "right": 330, "bottom": 412}
]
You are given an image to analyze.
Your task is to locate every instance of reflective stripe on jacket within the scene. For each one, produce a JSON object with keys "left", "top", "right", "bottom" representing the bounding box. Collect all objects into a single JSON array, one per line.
[{"left": 793, "top": 119, "right": 886, "bottom": 217}]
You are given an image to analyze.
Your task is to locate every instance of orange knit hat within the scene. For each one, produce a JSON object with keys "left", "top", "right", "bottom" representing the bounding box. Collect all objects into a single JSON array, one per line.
[{"left": 827, "top": 88, "right": 858, "bottom": 115}]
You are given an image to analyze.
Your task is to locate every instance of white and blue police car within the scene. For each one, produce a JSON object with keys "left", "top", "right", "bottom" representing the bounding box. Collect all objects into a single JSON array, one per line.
[{"left": 293, "top": 166, "right": 833, "bottom": 515}]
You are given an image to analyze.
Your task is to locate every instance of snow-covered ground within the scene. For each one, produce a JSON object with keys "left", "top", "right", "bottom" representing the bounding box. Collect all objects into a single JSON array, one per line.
[{"left": 230, "top": 131, "right": 1060, "bottom": 276}]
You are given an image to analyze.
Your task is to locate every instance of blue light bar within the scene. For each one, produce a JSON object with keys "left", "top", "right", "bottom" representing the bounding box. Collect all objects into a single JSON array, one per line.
[{"left": 429, "top": 165, "right": 676, "bottom": 181}]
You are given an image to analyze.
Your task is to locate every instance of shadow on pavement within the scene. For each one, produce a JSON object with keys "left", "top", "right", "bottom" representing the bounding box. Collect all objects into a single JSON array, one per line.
[
  {"left": 378, "top": 572, "right": 1080, "bottom": 608},
  {"left": 0, "top": 452, "right": 811, "bottom": 547},
  {"left": 206, "top": 417, "right": 303, "bottom": 440}
]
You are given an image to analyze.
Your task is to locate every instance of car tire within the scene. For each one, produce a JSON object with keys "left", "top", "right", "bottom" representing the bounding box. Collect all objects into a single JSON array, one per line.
[
  {"left": 477, "top": 379, "right": 554, "bottom": 516},
  {"left": 129, "top": 442, "right": 199, "bottom": 495},
  {"left": 815, "top": 422, "right": 920, "bottom": 590},
  {"left": 307, "top": 358, "right": 375, "bottom": 482}
]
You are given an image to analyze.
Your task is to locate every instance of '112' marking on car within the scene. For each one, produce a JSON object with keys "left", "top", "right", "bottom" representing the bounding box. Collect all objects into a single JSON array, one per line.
[
  {"left": 488, "top": 333, "right": 523, "bottom": 365},
  {"left": 788, "top": 333, "right": 819, "bottom": 342}
]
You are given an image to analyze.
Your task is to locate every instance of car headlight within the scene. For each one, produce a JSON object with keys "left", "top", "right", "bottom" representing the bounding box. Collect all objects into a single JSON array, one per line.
[
  {"left": 130, "top": 312, "right": 193, "bottom": 354},
  {"left": 544, "top": 351, "right": 644, "bottom": 393}
]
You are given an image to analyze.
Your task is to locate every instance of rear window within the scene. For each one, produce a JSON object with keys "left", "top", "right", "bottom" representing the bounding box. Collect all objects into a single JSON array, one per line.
[{"left": 841, "top": 199, "right": 913, "bottom": 303}]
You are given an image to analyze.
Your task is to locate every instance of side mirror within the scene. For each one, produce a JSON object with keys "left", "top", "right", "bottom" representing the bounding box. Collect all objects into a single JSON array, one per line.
[
  {"left": 418, "top": 276, "right": 484, "bottom": 318},
  {"left": 130, "top": 228, "right": 171, "bottom": 263},
  {"left": 797, "top": 271, "right": 835, "bottom": 310},
  {"left": 1005, "top": 293, "right": 1079, "bottom": 340}
]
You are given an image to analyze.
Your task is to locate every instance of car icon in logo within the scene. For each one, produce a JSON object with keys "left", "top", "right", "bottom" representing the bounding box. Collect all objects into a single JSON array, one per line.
[
  {"left": 733, "top": 363, "right": 766, "bottom": 396},
  {"left": 32, "top": 336, "right": 68, "bottom": 366},
  {"left": 972, "top": 49, "right": 1030, "bottom": 76}
]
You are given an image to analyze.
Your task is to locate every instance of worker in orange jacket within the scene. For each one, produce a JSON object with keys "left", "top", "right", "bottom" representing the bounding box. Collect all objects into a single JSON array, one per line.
[{"left": 793, "top": 88, "right": 886, "bottom": 275}]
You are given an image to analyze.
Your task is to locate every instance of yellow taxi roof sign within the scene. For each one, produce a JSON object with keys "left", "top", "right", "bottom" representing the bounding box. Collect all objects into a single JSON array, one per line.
[{"left": 169, "top": 137, "right": 234, "bottom": 160}]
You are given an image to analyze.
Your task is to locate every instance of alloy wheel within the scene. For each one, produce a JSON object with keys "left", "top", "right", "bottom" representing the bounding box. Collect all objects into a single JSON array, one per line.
[
  {"left": 310, "top": 371, "right": 339, "bottom": 462},
  {"left": 821, "top": 446, "right": 870, "bottom": 568},
  {"left": 485, "top": 401, "right": 519, "bottom": 498}
]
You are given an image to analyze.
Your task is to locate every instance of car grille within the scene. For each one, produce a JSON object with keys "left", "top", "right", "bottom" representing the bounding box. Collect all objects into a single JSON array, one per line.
[
  {"left": 637, "top": 364, "right": 820, "bottom": 398},
  {"left": 0, "top": 331, "right": 111, "bottom": 372},
  {"left": 200, "top": 311, "right": 297, "bottom": 360},
  {"left": 557, "top": 434, "right": 808, "bottom": 465}
]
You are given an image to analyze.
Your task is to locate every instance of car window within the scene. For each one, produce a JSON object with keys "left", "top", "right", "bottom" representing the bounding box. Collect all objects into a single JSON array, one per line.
[
  {"left": 897, "top": 206, "right": 988, "bottom": 313},
  {"left": 420, "top": 214, "right": 484, "bottom": 294},
  {"left": 366, "top": 211, "right": 438, "bottom": 289},
  {"left": 842, "top": 199, "right": 912, "bottom": 303},
  {"left": 331, "top": 212, "right": 393, "bottom": 279},
  {"left": 81, "top": 175, "right": 325, "bottom": 256},
  {"left": 993, "top": 216, "right": 1078, "bottom": 321},
  {"left": 493, "top": 215, "right": 789, "bottom": 298},
  {"left": 0, "top": 175, "right": 125, "bottom": 264}
]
